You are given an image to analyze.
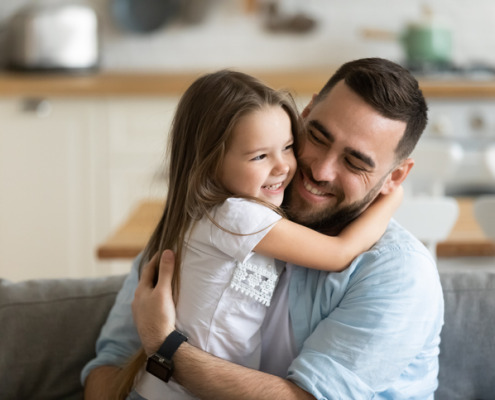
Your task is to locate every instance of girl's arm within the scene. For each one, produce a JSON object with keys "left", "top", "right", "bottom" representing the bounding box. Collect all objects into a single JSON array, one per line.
[{"left": 254, "top": 186, "right": 403, "bottom": 272}]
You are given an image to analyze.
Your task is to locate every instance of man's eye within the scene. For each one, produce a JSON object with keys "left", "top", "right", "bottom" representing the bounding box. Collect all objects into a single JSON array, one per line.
[
  {"left": 307, "top": 129, "right": 325, "bottom": 144},
  {"left": 346, "top": 158, "right": 366, "bottom": 172},
  {"left": 251, "top": 154, "right": 266, "bottom": 161}
]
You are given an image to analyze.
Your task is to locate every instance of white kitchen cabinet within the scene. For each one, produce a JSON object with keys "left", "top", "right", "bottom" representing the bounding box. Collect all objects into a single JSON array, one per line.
[
  {"left": 0, "top": 97, "right": 109, "bottom": 281},
  {"left": 105, "top": 97, "right": 177, "bottom": 229},
  {"left": 0, "top": 95, "right": 179, "bottom": 281},
  {"left": 101, "top": 97, "right": 178, "bottom": 273}
]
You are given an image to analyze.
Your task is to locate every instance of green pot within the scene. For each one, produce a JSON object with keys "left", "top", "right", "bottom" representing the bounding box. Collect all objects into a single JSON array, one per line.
[{"left": 401, "top": 23, "right": 452, "bottom": 66}]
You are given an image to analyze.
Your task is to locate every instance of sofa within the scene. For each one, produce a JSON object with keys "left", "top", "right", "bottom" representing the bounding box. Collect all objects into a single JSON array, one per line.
[{"left": 1, "top": 258, "right": 494, "bottom": 400}]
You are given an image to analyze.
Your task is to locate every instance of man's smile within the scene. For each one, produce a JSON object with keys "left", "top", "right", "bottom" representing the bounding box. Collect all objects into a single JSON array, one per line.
[
  {"left": 302, "top": 178, "right": 328, "bottom": 196},
  {"left": 298, "top": 169, "right": 335, "bottom": 199}
]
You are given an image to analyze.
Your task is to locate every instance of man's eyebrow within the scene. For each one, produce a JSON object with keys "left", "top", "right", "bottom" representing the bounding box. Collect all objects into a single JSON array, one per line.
[
  {"left": 309, "top": 119, "right": 375, "bottom": 168},
  {"left": 309, "top": 120, "right": 334, "bottom": 142},
  {"left": 345, "top": 148, "right": 375, "bottom": 169}
]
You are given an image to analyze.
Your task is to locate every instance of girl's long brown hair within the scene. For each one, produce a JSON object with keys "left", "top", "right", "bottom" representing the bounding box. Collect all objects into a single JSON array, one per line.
[{"left": 113, "top": 70, "right": 301, "bottom": 398}]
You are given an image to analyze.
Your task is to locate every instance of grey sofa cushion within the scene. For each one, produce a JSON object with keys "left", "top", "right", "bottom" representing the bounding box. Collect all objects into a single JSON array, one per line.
[
  {"left": 436, "top": 261, "right": 495, "bottom": 400},
  {"left": 0, "top": 274, "right": 125, "bottom": 400}
]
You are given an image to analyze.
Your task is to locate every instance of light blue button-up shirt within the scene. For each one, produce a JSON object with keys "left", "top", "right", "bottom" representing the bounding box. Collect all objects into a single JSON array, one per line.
[
  {"left": 287, "top": 220, "right": 444, "bottom": 399},
  {"left": 82, "top": 220, "right": 444, "bottom": 399}
]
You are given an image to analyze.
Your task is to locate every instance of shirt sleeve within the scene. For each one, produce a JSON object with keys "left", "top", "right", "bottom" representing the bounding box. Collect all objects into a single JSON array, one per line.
[
  {"left": 210, "top": 198, "right": 282, "bottom": 263},
  {"left": 80, "top": 255, "right": 143, "bottom": 384},
  {"left": 287, "top": 247, "right": 444, "bottom": 399}
]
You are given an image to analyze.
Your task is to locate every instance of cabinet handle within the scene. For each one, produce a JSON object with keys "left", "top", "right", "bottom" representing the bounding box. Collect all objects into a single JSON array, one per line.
[{"left": 21, "top": 98, "right": 52, "bottom": 118}]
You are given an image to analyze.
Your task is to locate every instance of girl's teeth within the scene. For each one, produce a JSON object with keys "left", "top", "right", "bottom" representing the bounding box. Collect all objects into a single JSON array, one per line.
[{"left": 264, "top": 183, "right": 282, "bottom": 190}]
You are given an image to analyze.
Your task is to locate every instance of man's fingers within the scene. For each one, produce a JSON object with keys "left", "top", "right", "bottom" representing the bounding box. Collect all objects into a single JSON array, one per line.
[
  {"left": 139, "top": 252, "right": 159, "bottom": 288},
  {"left": 155, "top": 249, "right": 175, "bottom": 291},
  {"left": 132, "top": 249, "right": 177, "bottom": 356}
]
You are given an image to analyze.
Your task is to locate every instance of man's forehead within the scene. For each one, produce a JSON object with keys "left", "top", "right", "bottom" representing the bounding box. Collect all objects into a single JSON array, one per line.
[{"left": 308, "top": 83, "right": 406, "bottom": 140}]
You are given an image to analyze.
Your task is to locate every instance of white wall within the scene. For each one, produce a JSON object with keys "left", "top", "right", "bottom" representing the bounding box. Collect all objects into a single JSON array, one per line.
[{"left": 1, "top": 0, "right": 495, "bottom": 71}]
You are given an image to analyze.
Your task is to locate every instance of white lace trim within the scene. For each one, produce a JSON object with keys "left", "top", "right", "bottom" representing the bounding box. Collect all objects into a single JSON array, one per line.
[{"left": 230, "top": 261, "right": 279, "bottom": 306}]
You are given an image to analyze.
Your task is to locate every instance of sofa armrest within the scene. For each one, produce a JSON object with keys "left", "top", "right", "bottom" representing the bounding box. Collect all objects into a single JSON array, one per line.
[
  {"left": 436, "top": 259, "right": 495, "bottom": 400},
  {"left": 0, "top": 274, "right": 126, "bottom": 400}
]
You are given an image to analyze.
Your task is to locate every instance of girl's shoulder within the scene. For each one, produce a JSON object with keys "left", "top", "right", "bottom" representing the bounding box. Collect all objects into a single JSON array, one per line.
[
  {"left": 210, "top": 197, "right": 282, "bottom": 234},
  {"left": 216, "top": 197, "right": 279, "bottom": 217}
]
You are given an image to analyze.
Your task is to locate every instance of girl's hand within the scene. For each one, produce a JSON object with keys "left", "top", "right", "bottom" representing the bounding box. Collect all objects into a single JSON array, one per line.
[
  {"left": 132, "top": 250, "right": 177, "bottom": 356},
  {"left": 375, "top": 184, "right": 404, "bottom": 211}
]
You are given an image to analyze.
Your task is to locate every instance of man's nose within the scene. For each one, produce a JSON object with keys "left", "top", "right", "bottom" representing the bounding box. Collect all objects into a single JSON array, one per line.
[{"left": 311, "top": 154, "right": 339, "bottom": 183}]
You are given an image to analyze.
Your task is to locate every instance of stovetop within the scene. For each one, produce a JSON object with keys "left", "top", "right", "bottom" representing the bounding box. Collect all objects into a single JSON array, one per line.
[{"left": 406, "top": 61, "right": 495, "bottom": 80}]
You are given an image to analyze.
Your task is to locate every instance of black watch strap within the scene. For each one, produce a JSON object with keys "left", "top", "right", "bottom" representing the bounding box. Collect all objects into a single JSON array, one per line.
[
  {"left": 146, "top": 330, "right": 188, "bottom": 382},
  {"left": 157, "top": 330, "right": 188, "bottom": 359}
]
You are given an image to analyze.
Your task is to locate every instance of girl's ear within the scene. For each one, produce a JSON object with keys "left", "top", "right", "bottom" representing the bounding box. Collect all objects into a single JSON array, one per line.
[
  {"left": 381, "top": 158, "right": 414, "bottom": 195},
  {"left": 301, "top": 94, "right": 318, "bottom": 118}
]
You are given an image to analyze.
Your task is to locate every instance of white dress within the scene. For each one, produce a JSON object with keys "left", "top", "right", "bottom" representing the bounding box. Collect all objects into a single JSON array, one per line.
[{"left": 134, "top": 198, "right": 283, "bottom": 399}]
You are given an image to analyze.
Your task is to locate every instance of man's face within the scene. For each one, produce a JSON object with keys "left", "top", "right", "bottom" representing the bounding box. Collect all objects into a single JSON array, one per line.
[{"left": 285, "top": 80, "right": 409, "bottom": 234}]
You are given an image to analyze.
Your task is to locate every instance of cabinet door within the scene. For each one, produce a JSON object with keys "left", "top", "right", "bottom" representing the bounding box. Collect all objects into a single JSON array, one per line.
[
  {"left": 0, "top": 98, "right": 103, "bottom": 281},
  {"left": 106, "top": 97, "right": 177, "bottom": 228}
]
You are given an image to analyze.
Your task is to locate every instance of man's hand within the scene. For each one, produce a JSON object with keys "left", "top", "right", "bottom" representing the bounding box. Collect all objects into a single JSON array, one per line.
[{"left": 132, "top": 250, "right": 177, "bottom": 356}]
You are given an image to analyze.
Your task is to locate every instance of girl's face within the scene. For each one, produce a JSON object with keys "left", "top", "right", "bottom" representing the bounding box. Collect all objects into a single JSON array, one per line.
[{"left": 220, "top": 105, "right": 297, "bottom": 207}]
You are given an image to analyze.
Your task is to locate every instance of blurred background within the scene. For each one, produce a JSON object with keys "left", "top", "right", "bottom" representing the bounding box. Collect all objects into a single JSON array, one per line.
[
  {"left": 0, "top": 0, "right": 494, "bottom": 71},
  {"left": 1, "top": 0, "right": 495, "bottom": 281}
]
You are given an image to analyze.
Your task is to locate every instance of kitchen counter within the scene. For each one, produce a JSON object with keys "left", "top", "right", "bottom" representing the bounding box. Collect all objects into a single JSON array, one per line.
[
  {"left": 97, "top": 197, "right": 495, "bottom": 260},
  {"left": 2, "top": 70, "right": 495, "bottom": 98}
]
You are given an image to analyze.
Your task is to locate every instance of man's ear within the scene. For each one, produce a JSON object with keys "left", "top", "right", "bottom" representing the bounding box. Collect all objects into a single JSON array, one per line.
[
  {"left": 381, "top": 158, "right": 414, "bottom": 194},
  {"left": 301, "top": 94, "right": 318, "bottom": 118}
]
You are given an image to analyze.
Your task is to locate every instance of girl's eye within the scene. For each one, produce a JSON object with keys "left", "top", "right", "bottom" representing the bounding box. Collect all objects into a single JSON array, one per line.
[
  {"left": 284, "top": 143, "right": 294, "bottom": 151},
  {"left": 251, "top": 154, "right": 266, "bottom": 161}
]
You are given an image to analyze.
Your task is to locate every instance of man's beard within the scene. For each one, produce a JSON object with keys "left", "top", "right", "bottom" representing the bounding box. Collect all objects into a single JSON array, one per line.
[{"left": 283, "top": 173, "right": 386, "bottom": 236}]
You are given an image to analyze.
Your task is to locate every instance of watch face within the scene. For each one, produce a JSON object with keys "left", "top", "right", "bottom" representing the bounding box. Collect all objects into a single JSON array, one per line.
[{"left": 146, "top": 355, "right": 173, "bottom": 382}]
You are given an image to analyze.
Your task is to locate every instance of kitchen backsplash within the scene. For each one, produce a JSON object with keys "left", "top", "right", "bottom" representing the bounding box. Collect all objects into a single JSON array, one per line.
[{"left": 1, "top": 0, "right": 494, "bottom": 71}]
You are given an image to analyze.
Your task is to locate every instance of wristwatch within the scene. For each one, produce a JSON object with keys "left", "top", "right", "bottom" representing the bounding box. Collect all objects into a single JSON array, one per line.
[{"left": 146, "top": 330, "right": 188, "bottom": 382}]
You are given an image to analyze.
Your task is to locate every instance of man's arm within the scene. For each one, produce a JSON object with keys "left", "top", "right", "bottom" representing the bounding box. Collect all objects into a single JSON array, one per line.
[
  {"left": 133, "top": 250, "right": 316, "bottom": 400},
  {"left": 82, "top": 255, "right": 144, "bottom": 398},
  {"left": 84, "top": 366, "right": 121, "bottom": 400},
  {"left": 174, "top": 344, "right": 313, "bottom": 400}
]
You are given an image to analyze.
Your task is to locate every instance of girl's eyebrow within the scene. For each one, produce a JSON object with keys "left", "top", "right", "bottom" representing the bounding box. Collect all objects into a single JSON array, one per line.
[{"left": 242, "top": 146, "right": 268, "bottom": 157}]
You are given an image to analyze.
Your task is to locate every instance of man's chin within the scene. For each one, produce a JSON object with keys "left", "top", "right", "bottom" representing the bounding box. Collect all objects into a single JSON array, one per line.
[
  {"left": 284, "top": 193, "right": 341, "bottom": 234},
  {"left": 284, "top": 177, "right": 333, "bottom": 222},
  {"left": 287, "top": 201, "right": 328, "bottom": 226},
  {"left": 284, "top": 185, "right": 370, "bottom": 235}
]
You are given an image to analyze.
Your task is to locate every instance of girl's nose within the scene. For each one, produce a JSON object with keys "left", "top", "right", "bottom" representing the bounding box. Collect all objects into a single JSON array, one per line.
[{"left": 273, "top": 157, "right": 290, "bottom": 175}]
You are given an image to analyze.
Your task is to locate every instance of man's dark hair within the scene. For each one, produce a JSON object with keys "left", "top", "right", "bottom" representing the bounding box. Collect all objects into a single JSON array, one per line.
[{"left": 315, "top": 57, "right": 428, "bottom": 161}]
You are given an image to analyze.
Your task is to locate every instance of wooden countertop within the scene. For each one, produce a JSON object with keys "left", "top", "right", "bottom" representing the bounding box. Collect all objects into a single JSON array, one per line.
[
  {"left": 2, "top": 70, "right": 495, "bottom": 98},
  {"left": 97, "top": 197, "right": 495, "bottom": 260}
]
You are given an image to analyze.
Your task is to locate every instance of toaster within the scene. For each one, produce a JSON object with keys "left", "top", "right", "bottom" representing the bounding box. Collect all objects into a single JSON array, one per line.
[{"left": 6, "top": 2, "right": 100, "bottom": 72}]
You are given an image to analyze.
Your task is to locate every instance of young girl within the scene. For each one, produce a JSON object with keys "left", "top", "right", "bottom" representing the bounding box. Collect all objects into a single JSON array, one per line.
[{"left": 117, "top": 70, "right": 402, "bottom": 399}]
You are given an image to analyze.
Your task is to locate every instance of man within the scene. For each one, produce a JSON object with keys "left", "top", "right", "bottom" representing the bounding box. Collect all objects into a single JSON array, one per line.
[{"left": 83, "top": 58, "right": 444, "bottom": 399}]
